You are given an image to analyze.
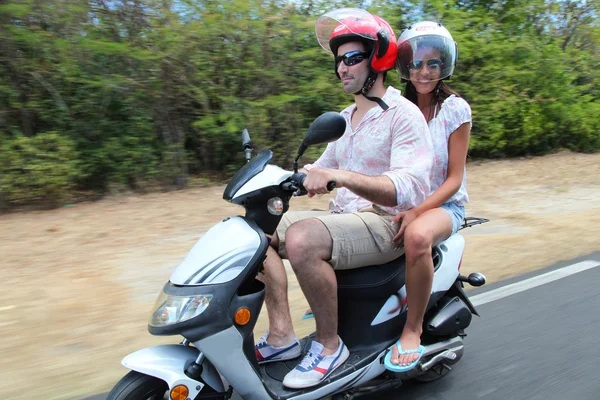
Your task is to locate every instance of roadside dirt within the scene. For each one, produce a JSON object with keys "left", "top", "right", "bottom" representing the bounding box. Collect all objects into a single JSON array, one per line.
[{"left": 1, "top": 151, "right": 599, "bottom": 400}]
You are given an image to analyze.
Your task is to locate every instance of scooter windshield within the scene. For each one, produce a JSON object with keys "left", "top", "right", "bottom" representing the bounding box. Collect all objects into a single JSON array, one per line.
[
  {"left": 170, "top": 217, "right": 262, "bottom": 285},
  {"left": 223, "top": 149, "right": 273, "bottom": 201}
]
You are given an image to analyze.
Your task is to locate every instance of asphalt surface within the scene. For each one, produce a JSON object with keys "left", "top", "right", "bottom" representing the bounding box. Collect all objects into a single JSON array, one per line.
[
  {"left": 87, "top": 252, "right": 600, "bottom": 400},
  {"left": 367, "top": 251, "right": 600, "bottom": 400}
]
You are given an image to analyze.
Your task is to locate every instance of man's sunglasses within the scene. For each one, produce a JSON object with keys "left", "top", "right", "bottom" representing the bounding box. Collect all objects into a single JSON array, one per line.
[
  {"left": 408, "top": 59, "right": 444, "bottom": 71},
  {"left": 335, "top": 51, "right": 369, "bottom": 67}
]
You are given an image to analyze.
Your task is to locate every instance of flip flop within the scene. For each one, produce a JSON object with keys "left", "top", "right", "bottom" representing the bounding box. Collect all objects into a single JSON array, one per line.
[
  {"left": 301, "top": 309, "right": 314, "bottom": 320},
  {"left": 384, "top": 341, "right": 425, "bottom": 373}
]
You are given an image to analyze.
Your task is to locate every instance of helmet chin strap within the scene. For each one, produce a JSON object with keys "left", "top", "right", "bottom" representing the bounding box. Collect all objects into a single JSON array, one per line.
[
  {"left": 435, "top": 80, "right": 443, "bottom": 97},
  {"left": 354, "top": 72, "right": 389, "bottom": 111}
]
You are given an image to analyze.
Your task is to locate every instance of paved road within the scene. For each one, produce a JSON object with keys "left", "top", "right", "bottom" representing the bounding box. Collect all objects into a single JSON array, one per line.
[
  {"left": 367, "top": 251, "right": 600, "bottom": 400},
  {"left": 87, "top": 252, "right": 600, "bottom": 400}
]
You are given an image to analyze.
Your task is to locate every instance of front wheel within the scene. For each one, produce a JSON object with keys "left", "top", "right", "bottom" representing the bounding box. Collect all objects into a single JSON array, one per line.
[{"left": 107, "top": 371, "right": 169, "bottom": 400}]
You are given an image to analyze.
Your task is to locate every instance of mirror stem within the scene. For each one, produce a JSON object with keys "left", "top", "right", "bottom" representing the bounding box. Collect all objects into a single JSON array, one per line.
[{"left": 294, "top": 142, "right": 307, "bottom": 173}]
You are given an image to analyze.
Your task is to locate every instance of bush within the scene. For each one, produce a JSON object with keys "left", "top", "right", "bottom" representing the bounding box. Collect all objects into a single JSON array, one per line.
[{"left": 0, "top": 132, "right": 83, "bottom": 207}]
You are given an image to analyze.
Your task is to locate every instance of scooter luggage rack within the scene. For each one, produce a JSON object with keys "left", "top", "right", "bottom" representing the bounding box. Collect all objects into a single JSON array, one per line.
[{"left": 459, "top": 217, "right": 489, "bottom": 230}]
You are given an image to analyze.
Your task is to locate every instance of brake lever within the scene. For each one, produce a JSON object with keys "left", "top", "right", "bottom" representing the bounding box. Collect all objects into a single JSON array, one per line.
[
  {"left": 281, "top": 181, "right": 304, "bottom": 196},
  {"left": 293, "top": 188, "right": 307, "bottom": 197},
  {"left": 287, "top": 173, "right": 308, "bottom": 196},
  {"left": 290, "top": 183, "right": 307, "bottom": 197}
]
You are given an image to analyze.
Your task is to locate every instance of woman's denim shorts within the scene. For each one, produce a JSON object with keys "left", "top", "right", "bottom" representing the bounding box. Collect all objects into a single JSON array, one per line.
[{"left": 440, "top": 201, "right": 465, "bottom": 235}]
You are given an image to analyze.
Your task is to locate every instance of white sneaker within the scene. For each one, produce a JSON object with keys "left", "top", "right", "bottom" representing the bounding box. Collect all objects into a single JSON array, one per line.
[
  {"left": 255, "top": 330, "right": 301, "bottom": 364},
  {"left": 282, "top": 337, "right": 349, "bottom": 389}
]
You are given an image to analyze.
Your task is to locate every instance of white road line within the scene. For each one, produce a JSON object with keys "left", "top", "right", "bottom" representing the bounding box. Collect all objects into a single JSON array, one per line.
[{"left": 470, "top": 260, "right": 600, "bottom": 306}]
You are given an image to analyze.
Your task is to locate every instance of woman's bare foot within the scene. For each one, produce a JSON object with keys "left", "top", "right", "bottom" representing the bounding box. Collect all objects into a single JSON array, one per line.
[{"left": 389, "top": 328, "right": 422, "bottom": 366}]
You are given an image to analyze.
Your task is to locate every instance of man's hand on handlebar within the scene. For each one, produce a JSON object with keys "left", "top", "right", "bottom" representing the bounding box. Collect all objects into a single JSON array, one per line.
[{"left": 304, "top": 168, "right": 342, "bottom": 198}]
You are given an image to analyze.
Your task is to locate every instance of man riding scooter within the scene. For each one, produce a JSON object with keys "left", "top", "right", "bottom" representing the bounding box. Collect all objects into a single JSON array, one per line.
[{"left": 255, "top": 8, "right": 433, "bottom": 389}]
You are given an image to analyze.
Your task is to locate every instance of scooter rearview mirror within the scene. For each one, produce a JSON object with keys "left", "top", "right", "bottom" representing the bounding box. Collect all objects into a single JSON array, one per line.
[
  {"left": 303, "top": 112, "right": 346, "bottom": 147},
  {"left": 294, "top": 112, "right": 346, "bottom": 172}
]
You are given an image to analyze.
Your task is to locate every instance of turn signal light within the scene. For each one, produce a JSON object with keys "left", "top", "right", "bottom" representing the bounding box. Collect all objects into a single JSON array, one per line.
[
  {"left": 170, "top": 384, "right": 189, "bottom": 400},
  {"left": 235, "top": 307, "right": 251, "bottom": 325}
]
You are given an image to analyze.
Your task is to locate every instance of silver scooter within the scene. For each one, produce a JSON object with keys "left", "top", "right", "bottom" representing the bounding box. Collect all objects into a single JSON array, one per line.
[{"left": 106, "top": 112, "right": 487, "bottom": 400}]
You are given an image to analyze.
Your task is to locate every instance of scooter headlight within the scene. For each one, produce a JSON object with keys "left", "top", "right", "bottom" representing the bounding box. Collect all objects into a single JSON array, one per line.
[{"left": 149, "top": 291, "right": 213, "bottom": 327}]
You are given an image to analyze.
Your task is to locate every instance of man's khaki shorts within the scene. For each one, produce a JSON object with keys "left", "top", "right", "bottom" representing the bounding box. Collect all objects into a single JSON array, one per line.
[{"left": 275, "top": 208, "right": 404, "bottom": 270}]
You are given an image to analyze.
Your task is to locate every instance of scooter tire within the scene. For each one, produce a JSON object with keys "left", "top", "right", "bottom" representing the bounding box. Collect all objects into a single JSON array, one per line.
[{"left": 106, "top": 370, "right": 169, "bottom": 400}]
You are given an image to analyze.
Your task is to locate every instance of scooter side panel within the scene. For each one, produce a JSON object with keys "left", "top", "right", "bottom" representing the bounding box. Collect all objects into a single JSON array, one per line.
[
  {"left": 432, "top": 233, "right": 465, "bottom": 293},
  {"left": 195, "top": 325, "right": 272, "bottom": 400},
  {"left": 170, "top": 216, "right": 261, "bottom": 285},
  {"left": 121, "top": 344, "right": 225, "bottom": 398}
]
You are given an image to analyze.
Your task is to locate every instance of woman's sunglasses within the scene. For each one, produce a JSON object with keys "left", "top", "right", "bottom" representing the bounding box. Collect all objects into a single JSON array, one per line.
[
  {"left": 408, "top": 59, "right": 444, "bottom": 71},
  {"left": 335, "top": 50, "right": 369, "bottom": 67}
]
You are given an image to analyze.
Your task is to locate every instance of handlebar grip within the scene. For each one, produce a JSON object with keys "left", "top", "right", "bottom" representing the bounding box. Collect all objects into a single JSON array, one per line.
[
  {"left": 295, "top": 173, "right": 307, "bottom": 189},
  {"left": 286, "top": 174, "right": 335, "bottom": 194}
]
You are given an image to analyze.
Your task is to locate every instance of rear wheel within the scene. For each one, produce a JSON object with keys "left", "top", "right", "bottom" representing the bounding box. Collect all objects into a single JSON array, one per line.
[{"left": 107, "top": 371, "right": 169, "bottom": 400}]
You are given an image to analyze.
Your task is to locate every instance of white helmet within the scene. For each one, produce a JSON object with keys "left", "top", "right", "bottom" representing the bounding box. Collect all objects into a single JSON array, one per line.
[{"left": 396, "top": 21, "right": 458, "bottom": 82}]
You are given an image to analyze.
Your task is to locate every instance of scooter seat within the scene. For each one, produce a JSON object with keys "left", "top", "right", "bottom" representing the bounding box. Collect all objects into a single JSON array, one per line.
[
  {"left": 336, "top": 247, "right": 442, "bottom": 298},
  {"left": 336, "top": 255, "right": 407, "bottom": 298}
]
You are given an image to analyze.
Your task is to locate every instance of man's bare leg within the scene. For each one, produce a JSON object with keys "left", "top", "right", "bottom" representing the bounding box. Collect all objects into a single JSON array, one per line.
[
  {"left": 285, "top": 219, "right": 339, "bottom": 354},
  {"left": 262, "top": 234, "right": 296, "bottom": 346}
]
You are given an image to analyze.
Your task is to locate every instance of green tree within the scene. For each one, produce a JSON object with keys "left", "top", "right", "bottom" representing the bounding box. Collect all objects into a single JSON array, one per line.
[{"left": 0, "top": 0, "right": 598, "bottom": 209}]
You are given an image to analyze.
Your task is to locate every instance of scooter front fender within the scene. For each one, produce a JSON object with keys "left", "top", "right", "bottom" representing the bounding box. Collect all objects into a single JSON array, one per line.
[{"left": 122, "top": 344, "right": 224, "bottom": 398}]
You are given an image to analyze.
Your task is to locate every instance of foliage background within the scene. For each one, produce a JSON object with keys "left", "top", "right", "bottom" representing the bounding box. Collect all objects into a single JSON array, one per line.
[{"left": 1, "top": 0, "right": 598, "bottom": 208}]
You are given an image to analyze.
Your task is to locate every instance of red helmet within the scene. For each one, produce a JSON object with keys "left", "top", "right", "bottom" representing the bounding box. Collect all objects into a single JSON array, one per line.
[{"left": 316, "top": 8, "right": 398, "bottom": 75}]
